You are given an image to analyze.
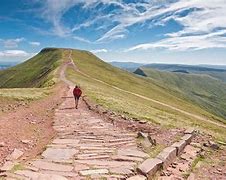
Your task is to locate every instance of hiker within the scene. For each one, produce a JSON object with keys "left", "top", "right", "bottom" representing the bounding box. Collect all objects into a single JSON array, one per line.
[{"left": 73, "top": 85, "right": 82, "bottom": 109}]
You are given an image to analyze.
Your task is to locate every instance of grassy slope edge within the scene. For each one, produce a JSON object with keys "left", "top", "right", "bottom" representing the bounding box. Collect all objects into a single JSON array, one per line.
[{"left": 0, "top": 48, "right": 62, "bottom": 88}]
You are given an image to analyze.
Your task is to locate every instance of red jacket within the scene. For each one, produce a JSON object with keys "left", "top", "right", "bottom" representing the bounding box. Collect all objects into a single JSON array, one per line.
[{"left": 73, "top": 87, "right": 82, "bottom": 97}]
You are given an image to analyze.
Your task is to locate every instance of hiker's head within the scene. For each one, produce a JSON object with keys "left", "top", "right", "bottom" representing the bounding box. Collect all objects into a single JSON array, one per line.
[{"left": 75, "top": 85, "right": 78, "bottom": 88}]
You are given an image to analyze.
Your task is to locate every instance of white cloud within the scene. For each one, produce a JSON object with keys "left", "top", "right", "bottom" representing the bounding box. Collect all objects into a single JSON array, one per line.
[
  {"left": 29, "top": 41, "right": 41, "bottom": 46},
  {"left": 127, "top": 0, "right": 226, "bottom": 51},
  {"left": 0, "top": 38, "right": 25, "bottom": 48},
  {"left": 91, "top": 49, "right": 108, "bottom": 53},
  {"left": 73, "top": 36, "right": 92, "bottom": 43},
  {"left": 96, "top": 25, "right": 127, "bottom": 43},
  {"left": 0, "top": 50, "right": 30, "bottom": 57}
]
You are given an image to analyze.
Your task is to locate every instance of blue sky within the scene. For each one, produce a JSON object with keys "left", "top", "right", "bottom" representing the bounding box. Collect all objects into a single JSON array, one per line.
[{"left": 0, "top": 0, "right": 226, "bottom": 64}]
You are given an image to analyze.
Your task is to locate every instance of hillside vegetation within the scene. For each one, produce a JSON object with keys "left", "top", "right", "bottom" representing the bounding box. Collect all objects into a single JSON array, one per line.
[
  {"left": 134, "top": 67, "right": 226, "bottom": 120},
  {"left": 0, "top": 48, "right": 62, "bottom": 88},
  {"left": 65, "top": 49, "right": 226, "bottom": 140},
  {"left": 144, "top": 64, "right": 226, "bottom": 82}
]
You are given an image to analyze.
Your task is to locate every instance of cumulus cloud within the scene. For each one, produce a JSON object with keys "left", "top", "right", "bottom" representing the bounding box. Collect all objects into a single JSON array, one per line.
[
  {"left": 0, "top": 38, "right": 25, "bottom": 48},
  {"left": 0, "top": 50, "right": 30, "bottom": 57},
  {"left": 91, "top": 49, "right": 108, "bottom": 53},
  {"left": 29, "top": 41, "right": 41, "bottom": 46}
]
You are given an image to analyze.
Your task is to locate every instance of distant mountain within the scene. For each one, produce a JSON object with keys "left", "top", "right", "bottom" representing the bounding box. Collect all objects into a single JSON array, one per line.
[
  {"left": 198, "top": 64, "right": 226, "bottom": 70},
  {"left": 143, "top": 63, "right": 226, "bottom": 82},
  {"left": 143, "top": 63, "right": 226, "bottom": 72},
  {"left": 0, "top": 62, "right": 18, "bottom": 70},
  {"left": 109, "top": 61, "right": 146, "bottom": 71}
]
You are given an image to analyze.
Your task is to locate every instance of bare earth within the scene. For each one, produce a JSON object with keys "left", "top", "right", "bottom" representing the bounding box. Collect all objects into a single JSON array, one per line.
[{"left": 0, "top": 84, "right": 66, "bottom": 167}]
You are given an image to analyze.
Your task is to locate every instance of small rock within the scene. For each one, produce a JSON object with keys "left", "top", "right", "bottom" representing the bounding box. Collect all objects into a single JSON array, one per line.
[
  {"left": 209, "top": 141, "right": 220, "bottom": 150},
  {"left": 137, "top": 131, "right": 148, "bottom": 139},
  {"left": 21, "top": 140, "right": 32, "bottom": 144},
  {"left": 0, "top": 142, "right": 5, "bottom": 147},
  {"left": 139, "top": 120, "right": 147, "bottom": 124},
  {"left": 147, "top": 134, "right": 156, "bottom": 146}
]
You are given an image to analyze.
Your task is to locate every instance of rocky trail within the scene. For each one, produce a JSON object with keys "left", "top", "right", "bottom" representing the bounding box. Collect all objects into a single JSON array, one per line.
[{"left": 2, "top": 87, "right": 149, "bottom": 179}]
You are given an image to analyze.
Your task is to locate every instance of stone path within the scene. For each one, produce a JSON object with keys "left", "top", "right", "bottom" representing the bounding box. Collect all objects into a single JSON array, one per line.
[{"left": 4, "top": 87, "right": 149, "bottom": 179}]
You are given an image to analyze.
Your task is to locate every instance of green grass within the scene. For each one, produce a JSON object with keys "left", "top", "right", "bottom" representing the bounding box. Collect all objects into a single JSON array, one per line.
[
  {"left": 10, "top": 163, "right": 24, "bottom": 173},
  {"left": 136, "top": 67, "right": 226, "bottom": 120},
  {"left": 65, "top": 49, "right": 226, "bottom": 140},
  {"left": 0, "top": 88, "right": 51, "bottom": 100},
  {"left": 0, "top": 48, "right": 62, "bottom": 88}
]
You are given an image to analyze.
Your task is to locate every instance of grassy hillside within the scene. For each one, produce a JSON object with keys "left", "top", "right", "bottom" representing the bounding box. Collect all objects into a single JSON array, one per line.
[
  {"left": 65, "top": 49, "right": 226, "bottom": 140},
  {"left": 0, "top": 48, "right": 62, "bottom": 88},
  {"left": 135, "top": 67, "right": 226, "bottom": 120},
  {"left": 144, "top": 64, "right": 226, "bottom": 82}
]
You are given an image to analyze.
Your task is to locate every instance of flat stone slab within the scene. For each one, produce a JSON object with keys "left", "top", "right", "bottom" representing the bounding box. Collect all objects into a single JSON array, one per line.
[
  {"left": 39, "top": 170, "right": 79, "bottom": 178},
  {"left": 42, "top": 148, "right": 78, "bottom": 160},
  {"left": 30, "top": 160, "right": 73, "bottom": 172},
  {"left": 52, "top": 139, "right": 79, "bottom": 145},
  {"left": 0, "top": 161, "right": 18, "bottom": 171},
  {"left": 118, "top": 149, "right": 149, "bottom": 158},
  {"left": 127, "top": 175, "right": 147, "bottom": 180},
  {"left": 171, "top": 140, "right": 187, "bottom": 155},
  {"left": 76, "top": 154, "right": 110, "bottom": 160},
  {"left": 16, "top": 170, "right": 68, "bottom": 180},
  {"left": 181, "top": 134, "right": 193, "bottom": 144},
  {"left": 112, "top": 155, "right": 144, "bottom": 162},
  {"left": 185, "top": 128, "right": 195, "bottom": 134},
  {"left": 75, "top": 160, "right": 136, "bottom": 168},
  {"left": 6, "top": 149, "right": 23, "bottom": 160},
  {"left": 157, "top": 147, "right": 177, "bottom": 169},
  {"left": 137, "top": 158, "right": 163, "bottom": 177},
  {"left": 79, "top": 169, "right": 109, "bottom": 176},
  {"left": 109, "top": 166, "right": 133, "bottom": 175}
]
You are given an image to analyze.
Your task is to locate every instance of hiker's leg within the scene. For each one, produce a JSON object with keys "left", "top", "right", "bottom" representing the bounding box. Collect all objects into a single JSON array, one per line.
[
  {"left": 75, "top": 97, "right": 78, "bottom": 109},
  {"left": 75, "top": 98, "right": 77, "bottom": 108}
]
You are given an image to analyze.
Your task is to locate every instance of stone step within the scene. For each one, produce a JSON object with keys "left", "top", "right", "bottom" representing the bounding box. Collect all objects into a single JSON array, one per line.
[
  {"left": 15, "top": 170, "right": 68, "bottom": 180},
  {"left": 79, "top": 169, "right": 109, "bottom": 176},
  {"left": 52, "top": 139, "right": 80, "bottom": 145},
  {"left": 76, "top": 154, "right": 110, "bottom": 160},
  {"left": 112, "top": 155, "right": 144, "bottom": 162},
  {"left": 80, "top": 146, "right": 115, "bottom": 151},
  {"left": 42, "top": 148, "right": 78, "bottom": 160},
  {"left": 74, "top": 160, "right": 136, "bottom": 168},
  {"left": 29, "top": 160, "right": 74, "bottom": 172},
  {"left": 118, "top": 149, "right": 149, "bottom": 158},
  {"left": 39, "top": 170, "right": 79, "bottom": 178}
]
